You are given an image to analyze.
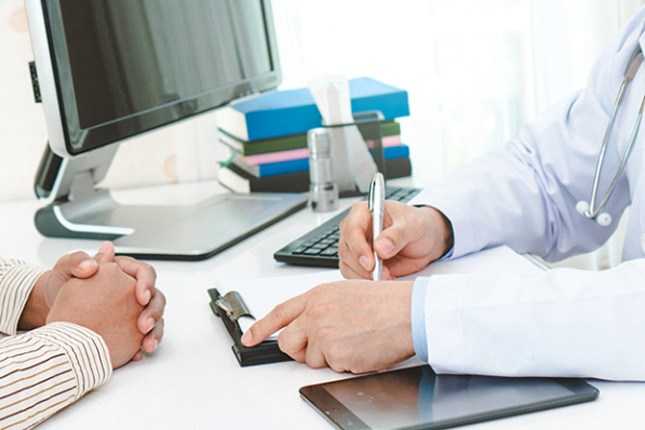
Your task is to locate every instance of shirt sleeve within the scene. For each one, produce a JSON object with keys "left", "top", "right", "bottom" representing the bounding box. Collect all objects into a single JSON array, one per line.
[
  {"left": 0, "top": 257, "right": 113, "bottom": 429},
  {"left": 0, "top": 260, "right": 47, "bottom": 336},
  {"left": 0, "top": 322, "right": 113, "bottom": 430}
]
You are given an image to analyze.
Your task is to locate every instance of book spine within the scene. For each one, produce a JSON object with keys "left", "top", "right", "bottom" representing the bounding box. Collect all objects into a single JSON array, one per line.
[
  {"left": 245, "top": 105, "right": 321, "bottom": 141},
  {"left": 229, "top": 144, "right": 410, "bottom": 178},
  {"left": 382, "top": 144, "right": 409, "bottom": 160},
  {"left": 218, "top": 120, "right": 401, "bottom": 156},
  {"left": 380, "top": 120, "right": 401, "bottom": 137},
  {"left": 218, "top": 157, "right": 411, "bottom": 194},
  {"left": 383, "top": 157, "right": 412, "bottom": 180},
  {"left": 219, "top": 163, "right": 310, "bottom": 193},
  {"left": 219, "top": 130, "right": 308, "bottom": 156},
  {"left": 251, "top": 157, "right": 310, "bottom": 177},
  {"left": 239, "top": 135, "right": 402, "bottom": 166}
]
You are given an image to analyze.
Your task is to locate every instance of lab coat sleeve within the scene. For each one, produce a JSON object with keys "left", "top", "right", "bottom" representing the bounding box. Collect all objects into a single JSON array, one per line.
[
  {"left": 410, "top": 7, "right": 645, "bottom": 262},
  {"left": 418, "top": 259, "right": 645, "bottom": 380}
]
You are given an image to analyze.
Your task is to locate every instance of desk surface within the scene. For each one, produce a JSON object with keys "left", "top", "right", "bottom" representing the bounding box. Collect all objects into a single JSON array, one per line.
[{"left": 2, "top": 180, "right": 643, "bottom": 429}]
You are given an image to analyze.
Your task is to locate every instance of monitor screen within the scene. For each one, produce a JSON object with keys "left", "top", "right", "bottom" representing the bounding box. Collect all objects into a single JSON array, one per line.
[{"left": 31, "top": 0, "right": 281, "bottom": 156}]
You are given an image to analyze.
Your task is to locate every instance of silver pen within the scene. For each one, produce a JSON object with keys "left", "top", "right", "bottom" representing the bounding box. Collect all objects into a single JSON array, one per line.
[{"left": 368, "top": 172, "right": 385, "bottom": 281}]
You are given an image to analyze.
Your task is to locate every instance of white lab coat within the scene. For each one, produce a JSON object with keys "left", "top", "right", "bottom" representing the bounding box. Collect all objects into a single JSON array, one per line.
[{"left": 411, "top": 7, "right": 645, "bottom": 380}]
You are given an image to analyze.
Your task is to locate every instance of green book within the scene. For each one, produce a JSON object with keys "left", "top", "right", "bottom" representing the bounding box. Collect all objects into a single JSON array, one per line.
[
  {"left": 219, "top": 121, "right": 401, "bottom": 156},
  {"left": 218, "top": 157, "right": 412, "bottom": 194}
]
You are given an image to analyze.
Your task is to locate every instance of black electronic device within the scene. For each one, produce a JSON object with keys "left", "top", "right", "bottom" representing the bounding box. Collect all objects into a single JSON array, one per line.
[
  {"left": 26, "top": 0, "right": 308, "bottom": 260},
  {"left": 300, "top": 365, "right": 599, "bottom": 430}
]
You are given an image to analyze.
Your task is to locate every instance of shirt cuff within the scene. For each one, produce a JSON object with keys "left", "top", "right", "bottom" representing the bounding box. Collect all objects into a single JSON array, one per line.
[
  {"left": 29, "top": 322, "right": 113, "bottom": 397},
  {"left": 0, "top": 263, "right": 47, "bottom": 335},
  {"left": 411, "top": 277, "right": 430, "bottom": 362}
]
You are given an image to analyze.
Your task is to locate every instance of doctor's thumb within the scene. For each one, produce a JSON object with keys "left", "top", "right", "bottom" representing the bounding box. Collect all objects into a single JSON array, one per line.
[{"left": 374, "top": 229, "right": 407, "bottom": 259}]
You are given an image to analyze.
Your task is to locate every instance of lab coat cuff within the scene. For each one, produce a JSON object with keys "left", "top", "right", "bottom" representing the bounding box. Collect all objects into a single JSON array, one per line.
[
  {"left": 423, "top": 274, "right": 468, "bottom": 374},
  {"left": 411, "top": 278, "right": 430, "bottom": 362},
  {"left": 408, "top": 192, "right": 477, "bottom": 259}
]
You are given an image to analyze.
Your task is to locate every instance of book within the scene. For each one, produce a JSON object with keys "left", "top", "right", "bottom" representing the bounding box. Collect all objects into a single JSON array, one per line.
[
  {"left": 230, "top": 144, "right": 411, "bottom": 178},
  {"left": 216, "top": 77, "right": 410, "bottom": 141},
  {"left": 218, "top": 157, "right": 412, "bottom": 194},
  {"left": 231, "top": 154, "right": 310, "bottom": 177},
  {"left": 219, "top": 121, "right": 402, "bottom": 156}
]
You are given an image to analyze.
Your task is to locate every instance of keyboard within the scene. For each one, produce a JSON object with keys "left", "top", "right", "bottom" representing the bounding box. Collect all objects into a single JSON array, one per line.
[{"left": 273, "top": 186, "right": 421, "bottom": 267}]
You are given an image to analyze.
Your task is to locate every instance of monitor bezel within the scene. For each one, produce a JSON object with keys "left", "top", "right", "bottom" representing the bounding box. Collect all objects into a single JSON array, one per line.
[{"left": 26, "top": 0, "right": 282, "bottom": 158}]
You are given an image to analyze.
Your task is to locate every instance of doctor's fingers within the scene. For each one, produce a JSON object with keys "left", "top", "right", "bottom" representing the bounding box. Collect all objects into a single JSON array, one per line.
[
  {"left": 277, "top": 325, "right": 308, "bottom": 361},
  {"left": 374, "top": 203, "right": 447, "bottom": 262},
  {"left": 296, "top": 329, "right": 348, "bottom": 372},
  {"left": 338, "top": 254, "right": 373, "bottom": 280},
  {"left": 338, "top": 202, "right": 374, "bottom": 271},
  {"left": 384, "top": 255, "right": 431, "bottom": 279},
  {"left": 242, "top": 294, "right": 307, "bottom": 347},
  {"left": 340, "top": 258, "right": 397, "bottom": 281}
]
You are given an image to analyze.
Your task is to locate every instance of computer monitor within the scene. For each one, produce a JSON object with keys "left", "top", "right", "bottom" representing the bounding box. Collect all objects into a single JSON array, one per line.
[{"left": 26, "top": 0, "right": 307, "bottom": 260}]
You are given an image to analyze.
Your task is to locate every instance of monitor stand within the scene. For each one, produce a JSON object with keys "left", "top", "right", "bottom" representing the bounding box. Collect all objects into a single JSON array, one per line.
[{"left": 34, "top": 144, "right": 307, "bottom": 260}]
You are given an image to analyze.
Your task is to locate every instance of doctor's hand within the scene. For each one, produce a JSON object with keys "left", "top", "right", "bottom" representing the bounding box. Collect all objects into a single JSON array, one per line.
[
  {"left": 241, "top": 279, "right": 415, "bottom": 374},
  {"left": 338, "top": 201, "right": 453, "bottom": 280}
]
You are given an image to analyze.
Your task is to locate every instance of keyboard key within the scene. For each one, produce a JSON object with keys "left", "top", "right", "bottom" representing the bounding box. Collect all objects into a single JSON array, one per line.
[{"left": 320, "top": 247, "right": 338, "bottom": 256}]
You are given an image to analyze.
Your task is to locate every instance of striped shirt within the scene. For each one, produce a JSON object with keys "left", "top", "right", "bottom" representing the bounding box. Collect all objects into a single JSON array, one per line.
[{"left": 0, "top": 259, "right": 112, "bottom": 430}]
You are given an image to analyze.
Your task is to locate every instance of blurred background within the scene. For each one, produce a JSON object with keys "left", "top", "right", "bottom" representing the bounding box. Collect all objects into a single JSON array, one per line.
[{"left": 1, "top": 0, "right": 642, "bottom": 267}]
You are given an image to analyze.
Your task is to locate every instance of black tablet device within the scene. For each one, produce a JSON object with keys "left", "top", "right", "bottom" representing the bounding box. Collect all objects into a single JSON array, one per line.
[{"left": 299, "top": 365, "right": 598, "bottom": 430}]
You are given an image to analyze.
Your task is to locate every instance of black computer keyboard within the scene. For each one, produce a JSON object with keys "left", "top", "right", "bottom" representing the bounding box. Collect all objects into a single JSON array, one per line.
[{"left": 273, "top": 186, "right": 422, "bottom": 267}]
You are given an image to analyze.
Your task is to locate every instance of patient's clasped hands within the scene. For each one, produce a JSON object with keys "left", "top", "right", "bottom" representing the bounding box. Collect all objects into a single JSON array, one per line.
[{"left": 20, "top": 241, "right": 166, "bottom": 369}]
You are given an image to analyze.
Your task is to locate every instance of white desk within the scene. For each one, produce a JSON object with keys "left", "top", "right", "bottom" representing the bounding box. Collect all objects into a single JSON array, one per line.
[{"left": 2, "top": 181, "right": 644, "bottom": 429}]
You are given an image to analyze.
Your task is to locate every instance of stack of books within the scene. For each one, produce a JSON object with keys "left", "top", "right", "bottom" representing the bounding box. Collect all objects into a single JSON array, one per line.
[{"left": 216, "top": 77, "right": 412, "bottom": 194}]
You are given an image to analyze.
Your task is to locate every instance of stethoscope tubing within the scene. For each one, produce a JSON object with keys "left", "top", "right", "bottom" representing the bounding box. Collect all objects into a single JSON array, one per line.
[{"left": 578, "top": 48, "right": 645, "bottom": 225}]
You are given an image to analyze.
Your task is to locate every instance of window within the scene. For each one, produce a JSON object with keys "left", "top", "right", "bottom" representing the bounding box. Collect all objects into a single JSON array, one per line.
[{"left": 272, "top": 0, "right": 631, "bottom": 183}]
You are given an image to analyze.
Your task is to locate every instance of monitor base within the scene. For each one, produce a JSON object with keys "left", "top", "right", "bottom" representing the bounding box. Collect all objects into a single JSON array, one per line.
[{"left": 35, "top": 189, "right": 307, "bottom": 261}]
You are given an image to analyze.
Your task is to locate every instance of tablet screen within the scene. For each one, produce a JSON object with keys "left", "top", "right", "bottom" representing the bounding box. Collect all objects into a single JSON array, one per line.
[{"left": 300, "top": 365, "right": 598, "bottom": 429}]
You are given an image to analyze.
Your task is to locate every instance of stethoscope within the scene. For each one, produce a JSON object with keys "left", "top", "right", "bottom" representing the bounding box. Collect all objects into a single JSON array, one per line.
[{"left": 576, "top": 47, "right": 645, "bottom": 226}]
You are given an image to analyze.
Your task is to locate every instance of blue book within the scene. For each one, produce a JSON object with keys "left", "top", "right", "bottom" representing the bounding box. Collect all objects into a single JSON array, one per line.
[
  {"left": 232, "top": 144, "right": 410, "bottom": 178},
  {"left": 218, "top": 77, "right": 410, "bottom": 141}
]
